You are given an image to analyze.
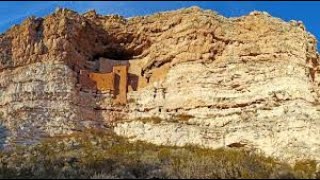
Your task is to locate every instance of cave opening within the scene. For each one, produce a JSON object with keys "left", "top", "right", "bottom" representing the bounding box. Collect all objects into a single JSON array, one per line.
[
  {"left": 91, "top": 41, "right": 145, "bottom": 62},
  {"left": 92, "top": 50, "right": 133, "bottom": 61}
]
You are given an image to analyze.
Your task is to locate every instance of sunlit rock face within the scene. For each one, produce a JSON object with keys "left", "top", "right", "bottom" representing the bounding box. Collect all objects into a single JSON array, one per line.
[
  {"left": 0, "top": 6, "right": 320, "bottom": 163},
  {"left": 116, "top": 8, "right": 320, "bottom": 163}
]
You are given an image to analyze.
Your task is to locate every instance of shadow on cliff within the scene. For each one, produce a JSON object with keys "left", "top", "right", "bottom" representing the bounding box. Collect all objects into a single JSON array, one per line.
[
  {"left": 76, "top": 76, "right": 113, "bottom": 129},
  {"left": 32, "top": 17, "right": 46, "bottom": 44},
  {"left": 128, "top": 73, "right": 139, "bottom": 91},
  {"left": 0, "top": 124, "right": 8, "bottom": 149}
]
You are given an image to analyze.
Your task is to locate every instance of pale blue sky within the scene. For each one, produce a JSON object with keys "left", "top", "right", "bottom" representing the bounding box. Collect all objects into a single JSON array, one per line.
[{"left": 0, "top": 1, "right": 320, "bottom": 47}]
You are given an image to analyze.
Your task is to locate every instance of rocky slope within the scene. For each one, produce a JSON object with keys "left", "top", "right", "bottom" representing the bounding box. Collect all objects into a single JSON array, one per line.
[{"left": 0, "top": 6, "right": 320, "bottom": 164}]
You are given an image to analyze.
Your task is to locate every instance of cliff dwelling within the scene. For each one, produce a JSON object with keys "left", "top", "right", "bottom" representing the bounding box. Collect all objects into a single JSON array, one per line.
[{"left": 78, "top": 58, "right": 129, "bottom": 105}]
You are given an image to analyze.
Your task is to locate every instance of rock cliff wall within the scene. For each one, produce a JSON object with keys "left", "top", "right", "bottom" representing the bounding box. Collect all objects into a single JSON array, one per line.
[
  {"left": 0, "top": 6, "right": 320, "bottom": 163},
  {"left": 116, "top": 9, "right": 320, "bottom": 163}
]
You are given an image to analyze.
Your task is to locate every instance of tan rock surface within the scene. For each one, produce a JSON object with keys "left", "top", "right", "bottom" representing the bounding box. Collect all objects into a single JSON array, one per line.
[{"left": 0, "top": 6, "right": 320, "bottom": 163}]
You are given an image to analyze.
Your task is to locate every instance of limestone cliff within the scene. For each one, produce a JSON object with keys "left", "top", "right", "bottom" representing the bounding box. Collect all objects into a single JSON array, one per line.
[
  {"left": 116, "top": 9, "right": 320, "bottom": 164},
  {"left": 0, "top": 6, "right": 320, "bottom": 164}
]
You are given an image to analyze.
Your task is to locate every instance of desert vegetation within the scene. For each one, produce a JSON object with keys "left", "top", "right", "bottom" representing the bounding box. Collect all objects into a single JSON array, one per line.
[{"left": 0, "top": 129, "right": 318, "bottom": 179}]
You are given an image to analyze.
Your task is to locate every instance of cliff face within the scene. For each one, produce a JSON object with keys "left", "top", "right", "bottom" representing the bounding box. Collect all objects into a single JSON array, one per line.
[
  {"left": 0, "top": 7, "right": 320, "bottom": 163},
  {"left": 116, "top": 9, "right": 320, "bottom": 163}
]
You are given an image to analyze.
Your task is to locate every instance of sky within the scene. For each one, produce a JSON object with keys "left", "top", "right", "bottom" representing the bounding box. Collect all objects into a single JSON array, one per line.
[{"left": 0, "top": 1, "right": 320, "bottom": 48}]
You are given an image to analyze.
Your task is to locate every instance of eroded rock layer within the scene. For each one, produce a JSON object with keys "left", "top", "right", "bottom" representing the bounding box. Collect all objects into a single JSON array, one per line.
[{"left": 0, "top": 7, "right": 320, "bottom": 163}]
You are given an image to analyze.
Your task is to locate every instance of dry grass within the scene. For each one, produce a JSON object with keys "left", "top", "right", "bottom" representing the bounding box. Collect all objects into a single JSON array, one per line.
[
  {"left": 293, "top": 160, "right": 318, "bottom": 178},
  {"left": 0, "top": 129, "right": 318, "bottom": 179},
  {"left": 136, "top": 116, "right": 163, "bottom": 124},
  {"left": 127, "top": 98, "right": 136, "bottom": 104},
  {"left": 173, "top": 114, "right": 194, "bottom": 122}
]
